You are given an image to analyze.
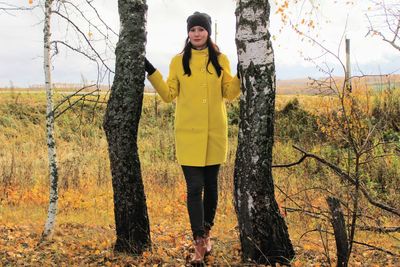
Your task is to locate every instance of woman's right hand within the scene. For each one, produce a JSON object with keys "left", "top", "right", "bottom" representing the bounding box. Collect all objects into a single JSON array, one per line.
[{"left": 145, "top": 57, "right": 156, "bottom": 75}]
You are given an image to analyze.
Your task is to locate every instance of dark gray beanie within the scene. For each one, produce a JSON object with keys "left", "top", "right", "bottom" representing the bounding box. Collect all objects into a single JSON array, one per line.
[{"left": 187, "top": 11, "right": 212, "bottom": 35}]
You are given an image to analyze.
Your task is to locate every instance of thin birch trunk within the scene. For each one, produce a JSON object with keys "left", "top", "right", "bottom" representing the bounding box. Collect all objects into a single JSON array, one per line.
[
  {"left": 42, "top": 0, "right": 59, "bottom": 240},
  {"left": 103, "top": 0, "right": 151, "bottom": 254},
  {"left": 234, "top": 0, "right": 294, "bottom": 264}
]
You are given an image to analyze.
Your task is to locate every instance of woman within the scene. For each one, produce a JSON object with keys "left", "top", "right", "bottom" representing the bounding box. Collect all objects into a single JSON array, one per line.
[{"left": 145, "top": 11, "right": 241, "bottom": 264}]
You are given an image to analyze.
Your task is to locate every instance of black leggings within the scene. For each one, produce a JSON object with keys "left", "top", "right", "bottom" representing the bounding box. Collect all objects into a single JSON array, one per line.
[{"left": 181, "top": 164, "right": 220, "bottom": 239}]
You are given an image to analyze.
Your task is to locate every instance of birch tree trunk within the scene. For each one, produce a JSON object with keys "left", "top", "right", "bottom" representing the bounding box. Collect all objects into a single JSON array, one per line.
[
  {"left": 234, "top": 0, "right": 295, "bottom": 264},
  {"left": 42, "top": 0, "right": 59, "bottom": 240},
  {"left": 103, "top": 0, "right": 151, "bottom": 254}
]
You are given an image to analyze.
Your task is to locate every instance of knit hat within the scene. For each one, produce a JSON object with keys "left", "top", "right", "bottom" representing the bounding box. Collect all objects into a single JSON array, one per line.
[{"left": 187, "top": 11, "right": 212, "bottom": 35}]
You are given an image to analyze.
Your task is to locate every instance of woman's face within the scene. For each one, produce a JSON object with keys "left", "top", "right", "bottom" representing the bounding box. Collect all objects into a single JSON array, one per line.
[{"left": 188, "top": 26, "right": 208, "bottom": 49}]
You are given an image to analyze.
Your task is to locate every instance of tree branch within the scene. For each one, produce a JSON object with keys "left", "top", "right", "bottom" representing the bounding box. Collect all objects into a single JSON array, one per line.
[
  {"left": 352, "top": 240, "right": 399, "bottom": 257},
  {"left": 272, "top": 154, "right": 308, "bottom": 168},
  {"left": 52, "top": 10, "right": 115, "bottom": 74},
  {"left": 358, "top": 225, "right": 400, "bottom": 233},
  {"left": 53, "top": 84, "right": 96, "bottom": 112},
  {"left": 0, "top": 2, "right": 38, "bottom": 11},
  {"left": 280, "top": 145, "right": 400, "bottom": 217},
  {"left": 51, "top": 40, "right": 97, "bottom": 62},
  {"left": 85, "top": 0, "right": 119, "bottom": 37},
  {"left": 315, "top": 228, "right": 399, "bottom": 257}
]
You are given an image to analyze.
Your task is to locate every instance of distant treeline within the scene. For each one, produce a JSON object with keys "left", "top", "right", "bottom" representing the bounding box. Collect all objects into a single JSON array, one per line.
[{"left": 1, "top": 74, "right": 399, "bottom": 95}]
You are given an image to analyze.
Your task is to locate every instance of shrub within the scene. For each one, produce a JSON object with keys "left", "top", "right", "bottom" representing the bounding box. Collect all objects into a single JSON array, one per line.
[{"left": 275, "top": 97, "right": 322, "bottom": 145}]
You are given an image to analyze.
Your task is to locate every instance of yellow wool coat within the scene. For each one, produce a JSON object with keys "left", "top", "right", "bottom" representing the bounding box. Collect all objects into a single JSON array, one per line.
[{"left": 147, "top": 48, "right": 241, "bottom": 166}]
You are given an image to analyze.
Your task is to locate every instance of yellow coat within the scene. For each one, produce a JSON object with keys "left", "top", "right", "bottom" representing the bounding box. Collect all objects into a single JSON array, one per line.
[{"left": 147, "top": 48, "right": 241, "bottom": 166}]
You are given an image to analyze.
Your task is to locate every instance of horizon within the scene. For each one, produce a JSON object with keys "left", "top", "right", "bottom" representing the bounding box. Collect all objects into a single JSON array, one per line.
[{"left": 2, "top": 74, "right": 398, "bottom": 96}]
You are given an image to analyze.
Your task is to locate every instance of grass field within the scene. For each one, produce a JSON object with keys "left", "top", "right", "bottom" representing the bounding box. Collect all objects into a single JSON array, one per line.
[{"left": 0, "top": 90, "right": 399, "bottom": 266}]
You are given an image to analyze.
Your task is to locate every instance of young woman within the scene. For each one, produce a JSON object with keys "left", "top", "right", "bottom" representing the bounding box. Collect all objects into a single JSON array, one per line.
[{"left": 145, "top": 11, "right": 241, "bottom": 264}]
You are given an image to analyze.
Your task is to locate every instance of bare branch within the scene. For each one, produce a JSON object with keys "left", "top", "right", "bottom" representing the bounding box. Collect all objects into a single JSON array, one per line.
[
  {"left": 0, "top": 2, "right": 38, "bottom": 11},
  {"left": 289, "top": 145, "right": 400, "bottom": 217},
  {"left": 62, "top": 1, "right": 116, "bottom": 49},
  {"left": 85, "top": 0, "right": 119, "bottom": 37},
  {"left": 52, "top": 10, "right": 115, "bottom": 74},
  {"left": 359, "top": 225, "right": 400, "bottom": 233},
  {"left": 352, "top": 240, "right": 399, "bottom": 257},
  {"left": 282, "top": 207, "right": 329, "bottom": 219},
  {"left": 272, "top": 154, "right": 308, "bottom": 168},
  {"left": 51, "top": 40, "right": 96, "bottom": 61},
  {"left": 297, "top": 29, "right": 347, "bottom": 76},
  {"left": 53, "top": 84, "right": 96, "bottom": 112},
  {"left": 316, "top": 228, "right": 399, "bottom": 257},
  {"left": 54, "top": 87, "right": 101, "bottom": 119},
  {"left": 359, "top": 153, "right": 395, "bottom": 165},
  {"left": 366, "top": 1, "right": 400, "bottom": 52}
]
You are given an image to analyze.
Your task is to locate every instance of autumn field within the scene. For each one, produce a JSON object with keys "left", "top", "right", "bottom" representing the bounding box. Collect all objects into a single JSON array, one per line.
[{"left": 0, "top": 89, "right": 399, "bottom": 266}]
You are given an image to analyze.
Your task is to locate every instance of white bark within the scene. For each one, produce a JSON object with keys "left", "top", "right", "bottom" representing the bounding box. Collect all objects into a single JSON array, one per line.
[
  {"left": 234, "top": 0, "right": 294, "bottom": 263},
  {"left": 42, "top": 0, "right": 59, "bottom": 240}
]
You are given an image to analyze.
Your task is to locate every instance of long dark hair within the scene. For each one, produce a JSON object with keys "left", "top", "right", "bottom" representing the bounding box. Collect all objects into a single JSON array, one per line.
[{"left": 181, "top": 37, "right": 223, "bottom": 77}]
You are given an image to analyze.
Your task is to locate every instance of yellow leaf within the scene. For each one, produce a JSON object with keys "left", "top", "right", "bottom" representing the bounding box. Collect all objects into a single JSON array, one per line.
[
  {"left": 207, "top": 255, "right": 215, "bottom": 264},
  {"left": 100, "top": 241, "right": 108, "bottom": 248},
  {"left": 142, "top": 251, "right": 151, "bottom": 258},
  {"left": 164, "top": 205, "right": 172, "bottom": 213},
  {"left": 303, "top": 244, "right": 313, "bottom": 250}
]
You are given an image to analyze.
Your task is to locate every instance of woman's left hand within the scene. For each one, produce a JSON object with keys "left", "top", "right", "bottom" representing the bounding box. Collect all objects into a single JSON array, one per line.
[{"left": 145, "top": 57, "right": 156, "bottom": 75}]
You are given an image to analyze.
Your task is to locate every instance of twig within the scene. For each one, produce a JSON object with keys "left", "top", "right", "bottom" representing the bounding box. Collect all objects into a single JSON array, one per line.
[
  {"left": 316, "top": 228, "right": 399, "bottom": 257},
  {"left": 272, "top": 154, "right": 307, "bottom": 168},
  {"left": 52, "top": 10, "right": 115, "bottom": 74},
  {"left": 281, "top": 145, "right": 400, "bottom": 217},
  {"left": 51, "top": 40, "right": 97, "bottom": 62},
  {"left": 358, "top": 226, "right": 400, "bottom": 233},
  {"left": 352, "top": 240, "right": 399, "bottom": 257},
  {"left": 282, "top": 206, "right": 329, "bottom": 219},
  {"left": 53, "top": 84, "right": 96, "bottom": 112},
  {"left": 85, "top": 0, "right": 119, "bottom": 37}
]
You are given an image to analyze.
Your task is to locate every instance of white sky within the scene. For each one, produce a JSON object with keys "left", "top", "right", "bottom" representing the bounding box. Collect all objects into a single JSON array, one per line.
[{"left": 0, "top": 0, "right": 399, "bottom": 87}]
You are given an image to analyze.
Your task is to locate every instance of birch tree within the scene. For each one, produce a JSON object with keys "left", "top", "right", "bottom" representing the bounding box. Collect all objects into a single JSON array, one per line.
[
  {"left": 234, "top": 0, "right": 295, "bottom": 264},
  {"left": 41, "top": 0, "right": 59, "bottom": 240},
  {"left": 0, "top": 0, "right": 117, "bottom": 240},
  {"left": 103, "top": 0, "right": 151, "bottom": 254},
  {"left": 0, "top": 0, "right": 60, "bottom": 241}
]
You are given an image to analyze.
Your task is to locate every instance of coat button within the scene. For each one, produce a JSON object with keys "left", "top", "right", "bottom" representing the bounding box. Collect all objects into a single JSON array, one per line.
[
  {"left": 201, "top": 68, "right": 206, "bottom": 72},
  {"left": 202, "top": 99, "right": 207, "bottom": 104}
]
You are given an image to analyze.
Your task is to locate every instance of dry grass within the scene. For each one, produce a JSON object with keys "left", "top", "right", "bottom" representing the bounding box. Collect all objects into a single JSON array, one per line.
[{"left": 0, "top": 92, "right": 399, "bottom": 266}]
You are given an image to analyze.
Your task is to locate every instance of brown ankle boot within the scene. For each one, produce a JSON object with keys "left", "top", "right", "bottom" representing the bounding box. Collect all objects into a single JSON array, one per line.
[
  {"left": 204, "top": 229, "right": 212, "bottom": 255},
  {"left": 191, "top": 236, "right": 206, "bottom": 264}
]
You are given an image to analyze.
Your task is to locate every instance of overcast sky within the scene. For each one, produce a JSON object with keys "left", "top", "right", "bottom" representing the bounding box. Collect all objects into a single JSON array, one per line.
[{"left": 0, "top": 0, "right": 399, "bottom": 87}]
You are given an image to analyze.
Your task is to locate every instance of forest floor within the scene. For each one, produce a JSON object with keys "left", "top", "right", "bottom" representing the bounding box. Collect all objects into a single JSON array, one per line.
[
  {"left": 1, "top": 185, "right": 399, "bottom": 266},
  {"left": 1, "top": 92, "right": 399, "bottom": 266}
]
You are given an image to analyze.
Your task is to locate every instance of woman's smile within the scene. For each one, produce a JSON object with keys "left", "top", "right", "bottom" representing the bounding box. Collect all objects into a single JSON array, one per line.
[{"left": 189, "top": 26, "right": 208, "bottom": 49}]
